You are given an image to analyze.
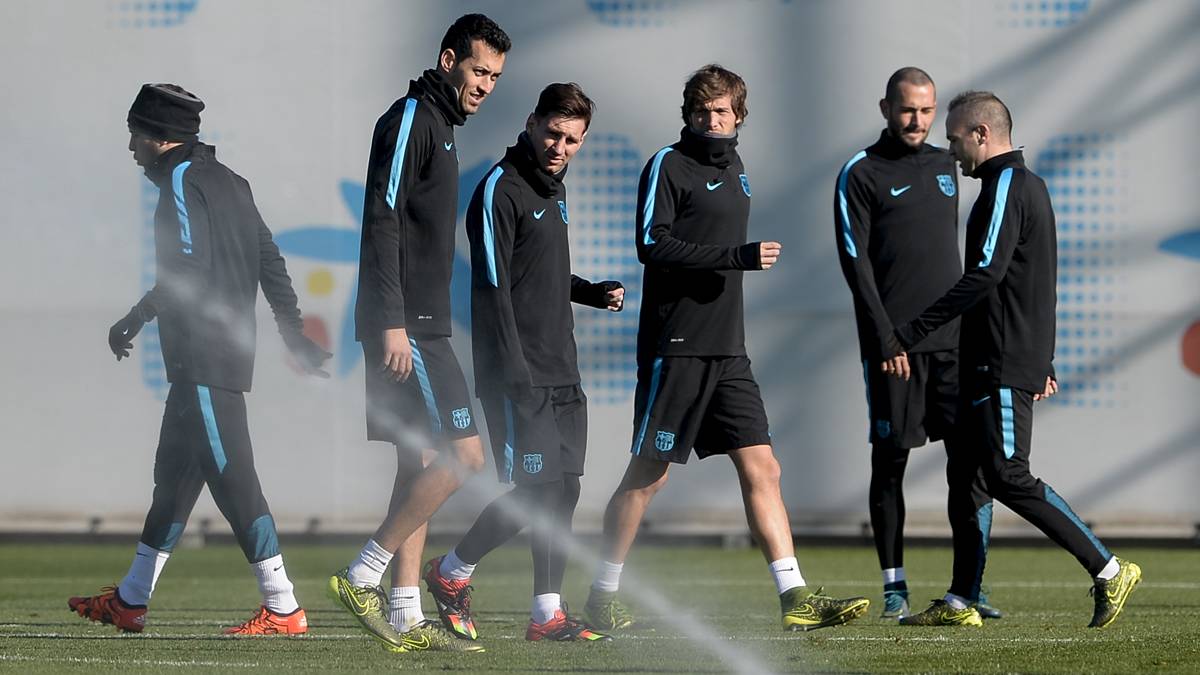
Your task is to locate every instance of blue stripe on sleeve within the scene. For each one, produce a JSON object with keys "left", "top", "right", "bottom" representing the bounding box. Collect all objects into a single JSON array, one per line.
[
  {"left": 385, "top": 98, "right": 419, "bottom": 210},
  {"left": 481, "top": 166, "right": 505, "bottom": 286},
  {"left": 171, "top": 161, "right": 193, "bottom": 255},
  {"left": 836, "top": 151, "right": 868, "bottom": 259},
  {"left": 641, "top": 147, "right": 673, "bottom": 246},
  {"left": 979, "top": 168, "right": 1014, "bottom": 268}
]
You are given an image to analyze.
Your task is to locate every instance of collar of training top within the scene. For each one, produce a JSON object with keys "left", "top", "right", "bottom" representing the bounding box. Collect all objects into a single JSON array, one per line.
[
  {"left": 504, "top": 132, "right": 567, "bottom": 198},
  {"left": 677, "top": 126, "right": 738, "bottom": 168},
  {"left": 974, "top": 149, "right": 1025, "bottom": 180},
  {"left": 408, "top": 69, "right": 467, "bottom": 126},
  {"left": 145, "top": 141, "right": 210, "bottom": 183},
  {"left": 873, "top": 128, "right": 940, "bottom": 159}
]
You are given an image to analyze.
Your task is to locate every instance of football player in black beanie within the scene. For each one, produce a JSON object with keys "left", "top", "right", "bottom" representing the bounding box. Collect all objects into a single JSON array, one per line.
[
  {"left": 329, "top": 14, "right": 511, "bottom": 654},
  {"left": 68, "top": 82, "right": 331, "bottom": 637}
]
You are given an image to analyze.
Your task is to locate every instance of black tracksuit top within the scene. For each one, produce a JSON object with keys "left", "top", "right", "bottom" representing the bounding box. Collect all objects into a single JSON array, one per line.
[
  {"left": 140, "top": 143, "right": 304, "bottom": 393},
  {"left": 466, "top": 134, "right": 613, "bottom": 397},
  {"left": 355, "top": 70, "right": 465, "bottom": 341},
  {"left": 896, "top": 151, "right": 1058, "bottom": 394},
  {"left": 835, "top": 130, "right": 962, "bottom": 360},
  {"left": 635, "top": 128, "right": 761, "bottom": 364}
]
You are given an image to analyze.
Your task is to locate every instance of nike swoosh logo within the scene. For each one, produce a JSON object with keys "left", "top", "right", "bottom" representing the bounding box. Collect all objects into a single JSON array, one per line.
[
  {"left": 533, "top": 209, "right": 546, "bottom": 219},
  {"left": 972, "top": 396, "right": 991, "bottom": 406},
  {"left": 274, "top": 565, "right": 283, "bottom": 572},
  {"left": 890, "top": 185, "right": 912, "bottom": 197},
  {"left": 402, "top": 635, "right": 431, "bottom": 650},
  {"left": 444, "top": 142, "right": 454, "bottom": 151},
  {"left": 706, "top": 181, "right": 724, "bottom": 191}
]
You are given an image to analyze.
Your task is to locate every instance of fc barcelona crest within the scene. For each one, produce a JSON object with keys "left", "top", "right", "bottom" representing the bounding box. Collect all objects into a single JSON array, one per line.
[
  {"left": 523, "top": 453, "right": 543, "bottom": 474},
  {"left": 655, "top": 430, "right": 675, "bottom": 452},
  {"left": 936, "top": 174, "right": 956, "bottom": 197},
  {"left": 739, "top": 173, "right": 751, "bottom": 197},
  {"left": 451, "top": 407, "right": 471, "bottom": 430},
  {"left": 875, "top": 420, "right": 892, "bottom": 440},
  {"left": 557, "top": 200, "right": 569, "bottom": 224}
]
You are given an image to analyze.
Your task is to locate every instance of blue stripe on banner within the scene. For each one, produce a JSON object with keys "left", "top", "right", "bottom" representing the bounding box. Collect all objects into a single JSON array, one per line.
[
  {"left": 385, "top": 98, "right": 419, "bottom": 209},
  {"left": 979, "top": 167, "right": 1013, "bottom": 267},
  {"left": 196, "top": 385, "right": 227, "bottom": 473},
  {"left": 172, "top": 161, "right": 193, "bottom": 255},
  {"left": 631, "top": 357, "right": 664, "bottom": 455},
  {"left": 481, "top": 166, "right": 505, "bottom": 286},
  {"left": 836, "top": 151, "right": 868, "bottom": 259},
  {"left": 641, "top": 147, "right": 673, "bottom": 246},
  {"left": 409, "top": 339, "right": 441, "bottom": 435},
  {"left": 503, "top": 398, "right": 515, "bottom": 483},
  {"left": 971, "top": 502, "right": 994, "bottom": 601},
  {"left": 999, "top": 387, "right": 1016, "bottom": 459},
  {"left": 1044, "top": 484, "right": 1112, "bottom": 561},
  {"left": 247, "top": 514, "right": 280, "bottom": 561},
  {"left": 861, "top": 359, "right": 872, "bottom": 442}
]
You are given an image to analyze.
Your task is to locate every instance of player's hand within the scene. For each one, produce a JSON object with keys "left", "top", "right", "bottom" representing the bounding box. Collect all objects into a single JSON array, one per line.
[
  {"left": 381, "top": 327, "right": 412, "bottom": 383},
  {"left": 108, "top": 309, "right": 146, "bottom": 361},
  {"left": 283, "top": 331, "right": 332, "bottom": 378},
  {"left": 596, "top": 280, "right": 625, "bottom": 311},
  {"left": 758, "top": 241, "right": 782, "bottom": 270},
  {"left": 881, "top": 353, "right": 911, "bottom": 380},
  {"left": 1033, "top": 376, "right": 1058, "bottom": 401}
]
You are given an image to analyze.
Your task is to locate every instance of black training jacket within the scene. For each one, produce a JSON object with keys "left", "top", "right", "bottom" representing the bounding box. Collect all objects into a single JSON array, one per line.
[
  {"left": 634, "top": 127, "right": 762, "bottom": 364},
  {"left": 355, "top": 69, "right": 465, "bottom": 341},
  {"left": 895, "top": 151, "right": 1057, "bottom": 394},
  {"left": 835, "top": 130, "right": 962, "bottom": 360},
  {"left": 138, "top": 142, "right": 304, "bottom": 393},
  {"left": 466, "top": 134, "right": 614, "bottom": 398}
]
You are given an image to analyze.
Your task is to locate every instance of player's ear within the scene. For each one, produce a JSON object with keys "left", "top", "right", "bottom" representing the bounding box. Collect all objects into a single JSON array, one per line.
[
  {"left": 878, "top": 98, "right": 889, "bottom": 121},
  {"left": 438, "top": 48, "right": 457, "bottom": 74}
]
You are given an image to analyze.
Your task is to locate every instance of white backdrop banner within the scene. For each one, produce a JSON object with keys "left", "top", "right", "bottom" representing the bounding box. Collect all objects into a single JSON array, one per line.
[{"left": 1, "top": 0, "right": 1197, "bottom": 535}]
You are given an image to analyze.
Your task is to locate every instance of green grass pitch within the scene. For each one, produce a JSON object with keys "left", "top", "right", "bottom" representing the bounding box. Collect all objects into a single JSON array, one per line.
[{"left": 1, "top": 543, "right": 1196, "bottom": 673}]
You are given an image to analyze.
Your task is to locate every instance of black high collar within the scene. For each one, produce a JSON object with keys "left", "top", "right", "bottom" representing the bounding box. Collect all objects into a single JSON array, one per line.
[
  {"left": 974, "top": 149, "right": 1025, "bottom": 181},
  {"left": 874, "top": 128, "right": 932, "bottom": 159},
  {"left": 145, "top": 142, "right": 210, "bottom": 184},
  {"left": 677, "top": 126, "right": 737, "bottom": 168},
  {"left": 408, "top": 69, "right": 466, "bottom": 127},
  {"left": 504, "top": 132, "right": 566, "bottom": 198}
]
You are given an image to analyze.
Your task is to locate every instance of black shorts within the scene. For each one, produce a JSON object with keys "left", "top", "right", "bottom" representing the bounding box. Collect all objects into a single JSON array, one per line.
[
  {"left": 480, "top": 385, "right": 587, "bottom": 485},
  {"left": 362, "top": 337, "right": 478, "bottom": 446},
  {"left": 630, "top": 356, "right": 771, "bottom": 464},
  {"left": 862, "top": 349, "right": 958, "bottom": 449}
]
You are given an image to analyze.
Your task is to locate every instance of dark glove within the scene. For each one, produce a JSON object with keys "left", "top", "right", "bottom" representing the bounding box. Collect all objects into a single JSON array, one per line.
[
  {"left": 283, "top": 331, "right": 333, "bottom": 378},
  {"left": 594, "top": 280, "right": 624, "bottom": 311},
  {"left": 108, "top": 307, "right": 149, "bottom": 361}
]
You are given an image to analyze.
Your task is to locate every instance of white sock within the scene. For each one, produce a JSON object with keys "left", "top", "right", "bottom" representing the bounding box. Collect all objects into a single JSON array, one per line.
[
  {"left": 1095, "top": 556, "right": 1120, "bottom": 581},
  {"left": 117, "top": 542, "right": 170, "bottom": 607},
  {"left": 438, "top": 548, "right": 476, "bottom": 581},
  {"left": 389, "top": 586, "right": 424, "bottom": 632},
  {"left": 532, "top": 592, "right": 561, "bottom": 624},
  {"left": 769, "top": 557, "right": 806, "bottom": 594},
  {"left": 882, "top": 567, "right": 906, "bottom": 585},
  {"left": 943, "top": 593, "right": 970, "bottom": 610},
  {"left": 347, "top": 539, "right": 393, "bottom": 588},
  {"left": 251, "top": 554, "right": 300, "bottom": 614},
  {"left": 592, "top": 560, "right": 624, "bottom": 593}
]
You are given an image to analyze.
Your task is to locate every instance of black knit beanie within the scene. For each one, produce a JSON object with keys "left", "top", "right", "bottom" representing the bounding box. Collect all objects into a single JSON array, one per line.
[{"left": 128, "top": 83, "right": 205, "bottom": 142}]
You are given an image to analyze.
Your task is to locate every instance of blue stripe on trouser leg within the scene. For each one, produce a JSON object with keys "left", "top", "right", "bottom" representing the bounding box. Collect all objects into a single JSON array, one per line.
[
  {"left": 503, "top": 398, "right": 515, "bottom": 483},
  {"left": 970, "top": 502, "right": 993, "bottom": 601},
  {"left": 632, "top": 357, "right": 664, "bottom": 455},
  {"left": 197, "top": 385, "right": 228, "bottom": 473},
  {"left": 999, "top": 387, "right": 1016, "bottom": 459},
  {"left": 246, "top": 514, "right": 280, "bottom": 562},
  {"left": 1043, "top": 484, "right": 1111, "bottom": 561},
  {"left": 861, "top": 359, "right": 872, "bottom": 442},
  {"left": 408, "top": 339, "right": 442, "bottom": 435}
]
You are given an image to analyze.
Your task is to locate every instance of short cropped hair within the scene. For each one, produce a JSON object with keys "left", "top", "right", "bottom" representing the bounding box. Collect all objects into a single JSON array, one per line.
[
  {"left": 884, "top": 67, "right": 935, "bottom": 102},
  {"left": 948, "top": 90, "right": 1013, "bottom": 140},
  {"left": 681, "top": 64, "right": 748, "bottom": 126},
  {"left": 533, "top": 82, "right": 596, "bottom": 130},
  {"left": 440, "top": 13, "right": 511, "bottom": 61}
]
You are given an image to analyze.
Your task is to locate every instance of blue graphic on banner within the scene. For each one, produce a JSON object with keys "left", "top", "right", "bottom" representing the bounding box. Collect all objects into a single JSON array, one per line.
[
  {"left": 1035, "top": 133, "right": 1125, "bottom": 408},
  {"left": 586, "top": 0, "right": 679, "bottom": 27},
  {"left": 114, "top": 0, "right": 199, "bottom": 29},
  {"left": 569, "top": 133, "right": 643, "bottom": 403},
  {"left": 1160, "top": 230, "right": 1200, "bottom": 261},
  {"left": 998, "top": 0, "right": 1091, "bottom": 29}
]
